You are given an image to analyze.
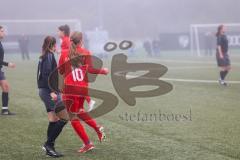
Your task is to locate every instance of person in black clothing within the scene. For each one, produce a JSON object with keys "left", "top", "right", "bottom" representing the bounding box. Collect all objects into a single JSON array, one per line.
[
  {"left": 0, "top": 25, "right": 16, "bottom": 115},
  {"left": 216, "top": 25, "right": 231, "bottom": 86},
  {"left": 143, "top": 40, "right": 152, "bottom": 57},
  {"left": 204, "top": 32, "right": 214, "bottom": 56},
  {"left": 37, "top": 36, "right": 68, "bottom": 157},
  {"left": 18, "top": 34, "right": 30, "bottom": 60}
]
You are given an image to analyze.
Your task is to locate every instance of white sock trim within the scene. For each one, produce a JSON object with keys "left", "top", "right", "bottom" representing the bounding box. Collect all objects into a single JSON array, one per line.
[{"left": 2, "top": 107, "right": 8, "bottom": 110}]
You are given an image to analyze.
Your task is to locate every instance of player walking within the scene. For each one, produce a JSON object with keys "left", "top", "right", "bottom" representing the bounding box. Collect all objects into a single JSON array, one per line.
[
  {"left": 58, "top": 25, "right": 96, "bottom": 110},
  {"left": 37, "top": 36, "right": 68, "bottom": 157},
  {"left": 59, "top": 31, "right": 108, "bottom": 153}
]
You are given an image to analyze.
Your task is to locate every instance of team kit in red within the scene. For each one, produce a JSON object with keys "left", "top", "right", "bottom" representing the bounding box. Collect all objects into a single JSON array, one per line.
[
  {"left": 58, "top": 32, "right": 108, "bottom": 153},
  {"left": 60, "top": 34, "right": 96, "bottom": 109}
]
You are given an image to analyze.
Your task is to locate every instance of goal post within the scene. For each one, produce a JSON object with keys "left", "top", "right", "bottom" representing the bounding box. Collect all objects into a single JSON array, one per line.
[{"left": 190, "top": 23, "right": 240, "bottom": 56}]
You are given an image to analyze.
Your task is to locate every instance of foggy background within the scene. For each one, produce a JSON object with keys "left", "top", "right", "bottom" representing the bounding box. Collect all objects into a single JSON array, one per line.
[
  {"left": 1, "top": 0, "right": 240, "bottom": 39},
  {"left": 0, "top": 0, "right": 240, "bottom": 55}
]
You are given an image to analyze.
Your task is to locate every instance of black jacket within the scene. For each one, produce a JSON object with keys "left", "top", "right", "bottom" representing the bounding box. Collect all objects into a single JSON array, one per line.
[
  {"left": 217, "top": 34, "right": 228, "bottom": 54},
  {"left": 0, "top": 41, "right": 9, "bottom": 69},
  {"left": 37, "top": 52, "right": 58, "bottom": 90}
]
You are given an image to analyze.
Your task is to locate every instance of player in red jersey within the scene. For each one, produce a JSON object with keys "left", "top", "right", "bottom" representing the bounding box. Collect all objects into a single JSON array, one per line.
[
  {"left": 58, "top": 25, "right": 71, "bottom": 52},
  {"left": 58, "top": 31, "right": 108, "bottom": 153},
  {"left": 58, "top": 25, "right": 96, "bottom": 111}
]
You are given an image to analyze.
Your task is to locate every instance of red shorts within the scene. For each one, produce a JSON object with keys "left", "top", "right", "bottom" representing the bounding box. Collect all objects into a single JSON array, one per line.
[
  {"left": 62, "top": 84, "right": 89, "bottom": 114},
  {"left": 62, "top": 95, "right": 85, "bottom": 114}
]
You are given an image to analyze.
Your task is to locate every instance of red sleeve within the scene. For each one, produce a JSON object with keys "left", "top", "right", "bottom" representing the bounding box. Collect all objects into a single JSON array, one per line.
[
  {"left": 61, "top": 37, "right": 70, "bottom": 50},
  {"left": 58, "top": 52, "right": 65, "bottom": 75},
  {"left": 84, "top": 51, "right": 107, "bottom": 74},
  {"left": 58, "top": 51, "right": 72, "bottom": 75},
  {"left": 61, "top": 41, "right": 68, "bottom": 50}
]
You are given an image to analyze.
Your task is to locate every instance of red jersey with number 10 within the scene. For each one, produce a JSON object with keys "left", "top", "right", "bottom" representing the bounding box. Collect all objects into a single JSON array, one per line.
[{"left": 58, "top": 46, "right": 106, "bottom": 87}]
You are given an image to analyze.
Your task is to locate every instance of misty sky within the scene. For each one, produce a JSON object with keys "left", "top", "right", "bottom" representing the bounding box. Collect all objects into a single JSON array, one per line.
[{"left": 0, "top": 0, "right": 239, "bottom": 38}]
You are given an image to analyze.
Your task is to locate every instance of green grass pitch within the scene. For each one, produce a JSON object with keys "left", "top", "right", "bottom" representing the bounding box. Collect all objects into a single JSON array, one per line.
[{"left": 0, "top": 50, "right": 240, "bottom": 160}]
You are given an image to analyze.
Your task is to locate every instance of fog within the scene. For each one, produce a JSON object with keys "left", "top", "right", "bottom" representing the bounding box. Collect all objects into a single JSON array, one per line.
[{"left": 1, "top": 0, "right": 239, "bottom": 39}]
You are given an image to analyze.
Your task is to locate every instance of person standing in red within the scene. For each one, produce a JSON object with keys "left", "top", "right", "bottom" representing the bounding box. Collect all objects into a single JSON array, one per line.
[
  {"left": 58, "top": 25, "right": 71, "bottom": 52},
  {"left": 58, "top": 31, "right": 108, "bottom": 153}
]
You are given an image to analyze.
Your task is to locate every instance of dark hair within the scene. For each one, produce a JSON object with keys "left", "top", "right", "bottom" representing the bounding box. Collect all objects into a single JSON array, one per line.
[
  {"left": 58, "top": 24, "right": 70, "bottom": 37},
  {"left": 41, "top": 36, "right": 56, "bottom": 58},
  {"left": 68, "top": 32, "right": 83, "bottom": 68},
  {"left": 216, "top": 25, "right": 224, "bottom": 37}
]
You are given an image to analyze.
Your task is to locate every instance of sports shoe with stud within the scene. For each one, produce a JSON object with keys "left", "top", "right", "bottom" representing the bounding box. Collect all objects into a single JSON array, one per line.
[
  {"left": 1, "top": 109, "right": 16, "bottom": 116},
  {"left": 78, "top": 143, "right": 95, "bottom": 153},
  {"left": 97, "top": 126, "right": 106, "bottom": 143},
  {"left": 42, "top": 143, "right": 64, "bottom": 158},
  {"left": 218, "top": 79, "right": 227, "bottom": 86}
]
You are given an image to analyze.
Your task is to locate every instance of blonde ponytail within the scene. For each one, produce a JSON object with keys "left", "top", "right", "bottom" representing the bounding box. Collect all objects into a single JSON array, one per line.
[{"left": 68, "top": 32, "right": 83, "bottom": 68}]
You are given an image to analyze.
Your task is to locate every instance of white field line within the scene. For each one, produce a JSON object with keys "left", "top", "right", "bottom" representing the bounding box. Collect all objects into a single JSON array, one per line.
[
  {"left": 161, "top": 78, "right": 240, "bottom": 84},
  {"left": 114, "top": 70, "right": 240, "bottom": 84},
  {"left": 158, "top": 59, "right": 240, "bottom": 66}
]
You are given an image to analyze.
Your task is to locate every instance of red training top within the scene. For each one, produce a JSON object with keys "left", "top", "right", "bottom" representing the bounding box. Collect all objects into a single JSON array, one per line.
[
  {"left": 58, "top": 46, "right": 107, "bottom": 88},
  {"left": 61, "top": 36, "right": 70, "bottom": 51}
]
